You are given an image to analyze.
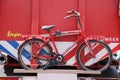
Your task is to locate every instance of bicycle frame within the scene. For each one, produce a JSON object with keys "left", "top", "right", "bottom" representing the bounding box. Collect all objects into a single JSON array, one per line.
[
  {"left": 22, "top": 27, "right": 92, "bottom": 61},
  {"left": 21, "top": 9, "right": 96, "bottom": 63},
  {"left": 22, "top": 16, "right": 95, "bottom": 62},
  {"left": 48, "top": 29, "right": 82, "bottom": 56},
  {"left": 18, "top": 9, "right": 112, "bottom": 71}
]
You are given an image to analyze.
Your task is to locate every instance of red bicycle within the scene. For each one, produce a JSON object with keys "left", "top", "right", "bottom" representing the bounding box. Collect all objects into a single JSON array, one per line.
[{"left": 18, "top": 9, "right": 112, "bottom": 72}]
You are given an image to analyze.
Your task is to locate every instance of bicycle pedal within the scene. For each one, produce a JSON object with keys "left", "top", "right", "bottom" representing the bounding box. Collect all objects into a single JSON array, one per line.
[{"left": 63, "top": 61, "right": 67, "bottom": 64}]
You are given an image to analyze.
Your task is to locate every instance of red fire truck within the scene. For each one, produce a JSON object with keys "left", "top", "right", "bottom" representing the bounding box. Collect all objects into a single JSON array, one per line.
[{"left": 0, "top": 0, "right": 120, "bottom": 79}]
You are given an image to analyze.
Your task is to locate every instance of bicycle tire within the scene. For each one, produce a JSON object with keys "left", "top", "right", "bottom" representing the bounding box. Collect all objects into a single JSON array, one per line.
[
  {"left": 18, "top": 38, "right": 52, "bottom": 70},
  {"left": 77, "top": 40, "right": 112, "bottom": 72}
]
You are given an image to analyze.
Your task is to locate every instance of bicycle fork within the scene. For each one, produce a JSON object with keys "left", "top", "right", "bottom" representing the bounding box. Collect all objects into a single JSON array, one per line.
[{"left": 85, "top": 39, "right": 95, "bottom": 58}]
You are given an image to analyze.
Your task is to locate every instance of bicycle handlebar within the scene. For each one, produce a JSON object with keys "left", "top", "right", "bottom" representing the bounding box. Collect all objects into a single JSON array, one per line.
[{"left": 64, "top": 9, "right": 80, "bottom": 19}]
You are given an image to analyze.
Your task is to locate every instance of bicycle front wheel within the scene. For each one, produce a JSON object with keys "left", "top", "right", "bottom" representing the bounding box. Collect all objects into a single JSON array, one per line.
[
  {"left": 77, "top": 40, "right": 112, "bottom": 72},
  {"left": 18, "top": 38, "right": 52, "bottom": 70}
]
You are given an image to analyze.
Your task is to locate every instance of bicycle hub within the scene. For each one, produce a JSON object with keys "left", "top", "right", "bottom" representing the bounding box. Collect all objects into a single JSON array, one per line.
[{"left": 55, "top": 54, "right": 64, "bottom": 62}]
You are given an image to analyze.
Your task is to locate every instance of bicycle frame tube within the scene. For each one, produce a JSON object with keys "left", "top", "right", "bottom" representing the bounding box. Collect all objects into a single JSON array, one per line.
[
  {"left": 50, "top": 31, "right": 82, "bottom": 56},
  {"left": 62, "top": 42, "right": 77, "bottom": 56},
  {"left": 61, "top": 32, "right": 85, "bottom": 56},
  {"left": 50, "top": 27, "right": 94, "bottom": 57},
  {"left": 49, "top": 29, "right": 82, "bottom": 54},
  {"left": 49, "top": 32, "right": 59, "bottom": 54},
  {"left": 60, "top": 30, "right": 81, "bottom": 37}
]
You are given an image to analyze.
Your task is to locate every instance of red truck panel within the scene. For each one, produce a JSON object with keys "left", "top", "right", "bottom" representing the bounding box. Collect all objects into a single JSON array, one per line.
[
  {"left": 0, "top": 0, "right": 120, "bottom": 72},
  {"left": 85, "top": 0, "right": 120, "bottom": 38},
  {"left": 0, "top": 0, "right": 31, "bottom": 40},
  {"left": 0, "top": 0, "right": 119, "bottom": 41},
  {"left": 0, "top": 0, "right": 78, "bottom": 41}
]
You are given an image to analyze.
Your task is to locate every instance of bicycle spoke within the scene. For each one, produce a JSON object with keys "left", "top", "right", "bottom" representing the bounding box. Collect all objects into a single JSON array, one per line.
[{"left": 18, "top": 38, "right": 52, "bottom": 70}]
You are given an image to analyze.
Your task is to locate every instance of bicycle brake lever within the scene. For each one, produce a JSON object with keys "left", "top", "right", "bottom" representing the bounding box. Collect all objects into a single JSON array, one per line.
[
  {"left": 64, "top": 15, "right": 71, "bottom": 19},
  {"left": 66, "top": 9, "right": 75, "bottom": 14}
]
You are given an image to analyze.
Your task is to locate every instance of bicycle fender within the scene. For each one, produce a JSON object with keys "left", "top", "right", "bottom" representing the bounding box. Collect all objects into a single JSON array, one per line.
[
  {"left": 17, "top": 35, "right": 47, "bottom": 50},
  {"left": 22, "top": 35, "right": 47, "bottom": 40}
]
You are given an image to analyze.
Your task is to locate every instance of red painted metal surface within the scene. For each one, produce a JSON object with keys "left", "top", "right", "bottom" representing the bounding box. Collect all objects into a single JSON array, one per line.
[
  {"left": 0, "top": 0, "right": 120, "bottom": 77},
  {"left": 85, "top": 0, "right": 119, "bottom": 38},
  {"left": 0, "top": 0, "right": 78, "bottom": 41},
  {"left": 0, "top": 0, "right": 120, "bottom": 66},
  {"left": 39, "top": 0, "right": 78, "bottom": 41},
  {"left": 0, "top": 0, "right": 119, "bottom": 41},
  {"left": 0, "top": 0, "right": 31, "bottom": 40},
  {"left": 0, "top": 77, "right": 19, "bottom": 80},
  {"left": 31, "top": 0, "right": 40, "bottom": 34},
  {"left": 0, "top": 0, "right": 120, "bottom": 62}
]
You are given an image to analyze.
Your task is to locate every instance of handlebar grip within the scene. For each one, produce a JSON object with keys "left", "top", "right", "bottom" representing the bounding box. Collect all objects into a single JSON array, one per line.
[
  {"left": 66, "top": 9, "right": 80, "bottom": 16},
  {"left": 64, "top": 14, "right": 80, "bottom": 19}
]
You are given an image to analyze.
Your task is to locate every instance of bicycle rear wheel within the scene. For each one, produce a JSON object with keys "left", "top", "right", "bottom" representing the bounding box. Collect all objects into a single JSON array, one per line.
[
  {"left": 77, "top": 40, "right": 112, "bottom": 72},
  {"left": 18, "top": 38, "right": 52, "bottom": 70}
]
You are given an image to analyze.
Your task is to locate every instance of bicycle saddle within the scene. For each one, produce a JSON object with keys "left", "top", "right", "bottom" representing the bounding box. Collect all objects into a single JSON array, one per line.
[{"left": 41, "top": 25, "right": 55, "bottom": 31}]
